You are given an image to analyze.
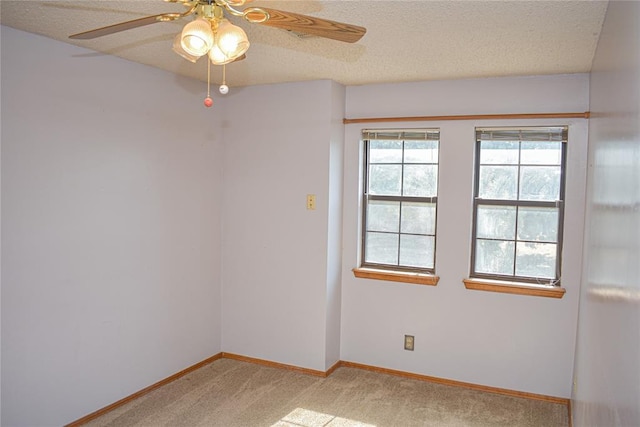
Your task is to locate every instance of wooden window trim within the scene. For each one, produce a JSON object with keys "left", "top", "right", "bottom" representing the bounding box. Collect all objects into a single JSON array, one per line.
[
  {"left": 344, "top": 111, "right": 590, "bottom": 124},
  {"left": 463, "top": 278, "right": 566, "bottom": 298},
  {"left": 353, "top": 268, "right": 439, "bottom": 286}
]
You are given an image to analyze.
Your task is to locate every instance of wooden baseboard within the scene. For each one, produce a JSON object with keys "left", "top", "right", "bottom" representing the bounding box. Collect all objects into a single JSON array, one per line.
[
  {"left": 325, "top": 359, "right": 341, "bottom": 376},
  {"left": 66, "top": 353, "right": 569, "bottom": 426},
  {"left": 221, "top": 352, "right": 331, "bottom": 377},
  {"left": 64, "top": 353, "right": 223, "bottom": 427},
  {"left": 338, "top": 360, "right": 570, "bottom": 405}
]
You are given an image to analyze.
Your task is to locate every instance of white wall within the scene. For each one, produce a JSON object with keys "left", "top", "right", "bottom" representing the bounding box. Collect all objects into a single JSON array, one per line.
[
  {"left": 573, "top": 1, "right": 640, "bottom": 425},
  {"left": 341, "top": 74, "right": 589, "bottom": 398},
  {"left": 220, "top": 80, "right": 344, "bottom": 372},
  {"left": 1, "top": 27, "right": 224, "bottom": 426},
  {"left": 0, "top": 23, "right": 605, "bottom": 426}
]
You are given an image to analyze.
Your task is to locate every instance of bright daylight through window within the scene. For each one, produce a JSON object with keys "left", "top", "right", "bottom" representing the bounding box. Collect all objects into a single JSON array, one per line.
[
  {"left": 471, "top": 126, "right": 567, "bottom": 285},
  {"left": 361, "top": 129, "right": 439, "bottom": 274}
]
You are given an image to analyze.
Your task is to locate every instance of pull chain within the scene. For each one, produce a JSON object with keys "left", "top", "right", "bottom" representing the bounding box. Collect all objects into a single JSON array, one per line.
[
  {"left": 219, "top": 64, "right": 229, "bottom": 94},
  {"left": 204, "top": 59, "right": 213, "bottom": 107}
]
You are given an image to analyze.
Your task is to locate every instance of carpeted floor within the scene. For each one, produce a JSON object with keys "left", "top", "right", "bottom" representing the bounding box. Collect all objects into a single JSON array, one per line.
[{"left": 83, "top": 358, "right": 569, "bottom": 427}]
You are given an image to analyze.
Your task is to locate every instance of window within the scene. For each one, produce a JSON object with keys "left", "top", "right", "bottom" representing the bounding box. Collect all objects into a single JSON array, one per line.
[
  {"left": 360, "top": 129, "right": 439, "bottom": 274},
  {"left": 470, "top": 126, "right": 567, "bottom": 285}
]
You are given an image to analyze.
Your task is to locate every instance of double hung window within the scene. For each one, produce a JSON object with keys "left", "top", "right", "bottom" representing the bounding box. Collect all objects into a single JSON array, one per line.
[
  {"left": 361, "top": 129, "right": 440, "bottom": 273},
  {"left": 471, "top": 126, "right": 567, "bottom": 284}
]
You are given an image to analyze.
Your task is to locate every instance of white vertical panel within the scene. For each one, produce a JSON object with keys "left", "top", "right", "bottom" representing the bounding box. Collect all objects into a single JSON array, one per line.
[
  {"left": 573, "top": 2, "right": 640, "bottom": 426},
  {"left": 220, "top": 80, "right": 334, "bottom": 371},
  {"left": 325, "top": 81, "right": 346, "bottom": 369}
]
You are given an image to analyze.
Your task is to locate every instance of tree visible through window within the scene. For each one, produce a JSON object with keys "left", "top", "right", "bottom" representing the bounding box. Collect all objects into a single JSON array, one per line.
[
  {"left": 471, "top": 127, "right": 567, "bottom": 284},
  {"left": 361, "top": 129, "right": 439, "bottom": 273}
]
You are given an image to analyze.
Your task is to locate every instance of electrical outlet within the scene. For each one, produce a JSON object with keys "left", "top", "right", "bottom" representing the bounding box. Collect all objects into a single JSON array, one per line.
[{"left": 404, "top": 335, "right": 415, "bottom": 351}]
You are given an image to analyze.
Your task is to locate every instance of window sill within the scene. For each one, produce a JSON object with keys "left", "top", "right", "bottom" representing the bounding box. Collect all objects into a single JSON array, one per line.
[
  {"left": 353, "top": 268, "right": 439, "bottom": 286},
  {"left": 463, "top": 278, "right": 566, "bottom": 299}
]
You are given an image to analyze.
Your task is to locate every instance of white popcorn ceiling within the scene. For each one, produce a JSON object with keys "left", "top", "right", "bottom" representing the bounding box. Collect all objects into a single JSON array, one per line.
[{"left": 0, "top": 0, "right": 608, "bottom": 87}]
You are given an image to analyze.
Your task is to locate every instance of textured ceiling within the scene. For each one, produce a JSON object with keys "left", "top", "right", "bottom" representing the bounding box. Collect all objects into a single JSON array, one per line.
[{"left": 0, "top": 0, "right": 609, "bottom": 88}]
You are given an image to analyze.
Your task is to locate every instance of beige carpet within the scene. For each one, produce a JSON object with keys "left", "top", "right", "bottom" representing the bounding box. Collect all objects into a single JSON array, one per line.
[{"left": 83, "top": 358, "right": 569, "bottom": 427}]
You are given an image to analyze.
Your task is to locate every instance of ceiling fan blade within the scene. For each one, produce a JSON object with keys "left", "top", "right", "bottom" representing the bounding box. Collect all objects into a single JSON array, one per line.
[
  {"left": 69, "top": 14, "right": 170, "bottom": 40},
  {"left": 247, "top": 7, "right": 366, "bottom": 43}
]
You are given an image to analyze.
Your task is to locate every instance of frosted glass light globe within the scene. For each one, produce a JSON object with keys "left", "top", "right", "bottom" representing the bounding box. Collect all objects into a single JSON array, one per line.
[{"left": 181, "top": 18, "right": 214, "bottom": 57}]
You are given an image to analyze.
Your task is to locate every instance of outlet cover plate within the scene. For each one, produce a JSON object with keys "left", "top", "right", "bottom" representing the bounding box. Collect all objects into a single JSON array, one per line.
[{"left": 404, "top": 335, "right": 415, "bottom": 351}]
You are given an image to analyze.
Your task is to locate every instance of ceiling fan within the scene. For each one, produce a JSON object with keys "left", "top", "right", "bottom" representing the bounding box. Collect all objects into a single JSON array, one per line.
[{"left": 69, "top": 0, "right": 367, "bottom": 106}]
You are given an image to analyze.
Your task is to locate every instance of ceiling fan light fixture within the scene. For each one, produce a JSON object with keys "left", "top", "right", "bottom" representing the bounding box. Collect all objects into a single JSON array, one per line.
[
  {"left": 66, "top": 2, "right": 367, "bottom": 107},
  {"left": 180, "top": 18, "right": 214, "bottom": 57},
  {"left": 214, "top": 19, "right": 250, "bottom": 60}
]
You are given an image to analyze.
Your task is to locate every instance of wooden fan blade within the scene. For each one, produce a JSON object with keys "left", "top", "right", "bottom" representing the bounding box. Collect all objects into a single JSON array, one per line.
[
  {"left": 69, "top": 14, "right": 169, "bottom": 40},
  {"left": 248, "top": 7, "right": 366, "bottom": 43}
]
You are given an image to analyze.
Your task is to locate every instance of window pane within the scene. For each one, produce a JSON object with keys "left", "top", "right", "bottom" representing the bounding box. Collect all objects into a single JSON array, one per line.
[
  {"left": 369, "top": 165, "right": 402, "bottom": 195},
  {"left": 401, "top": 202, "right": 436, "bottom": 235},
  {"left": 520, "top": 141, "right": 562, "bottom": 165},
  {"left": 370, "top": 140, "right": 402, "bottom": 163},
  {"left": 365, "top": 232, "right": 398, "bottom": 265},
  {"left": 476, "top": 205, "right": 516, "bottom": 239},
  {"left": 475, "top": 239, "right": 515, "bottom": 275},
  {"left": 367, "top": 201, "right": 399, "bottom": 233},
  {"left": 479, "top": 140, "right": 519, "bottom": 164},
  {"left": 519, "top": 166, "right": 561, "bottom": 201},
  {"left": 517, "top": 207, "right": 558, "bottom": 242},
  {"left": 473, "top": 127, "right": 566, "bottom": 281},
  {"left": 403, "top": 165, "right": 438, "bottom": 197},
  {"left": 405, "top": 140, "right": 438, "bottom": 163},
  {"left": 478, "top": 166, "right": 518, "bottom": 199},
  {"left": 363, "top": 130, "right": 440, "bottom": 272},
  {"left": 515, "top": 242, "right": 556, "bottom": 279},
  {"left": 399, "top": 235, "right": 434, "bottom": 269}
]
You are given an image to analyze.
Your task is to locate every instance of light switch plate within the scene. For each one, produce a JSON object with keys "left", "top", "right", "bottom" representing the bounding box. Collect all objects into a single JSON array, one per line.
[{"left": 307, "top": 194, "right": 316, "bottom": 210}]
